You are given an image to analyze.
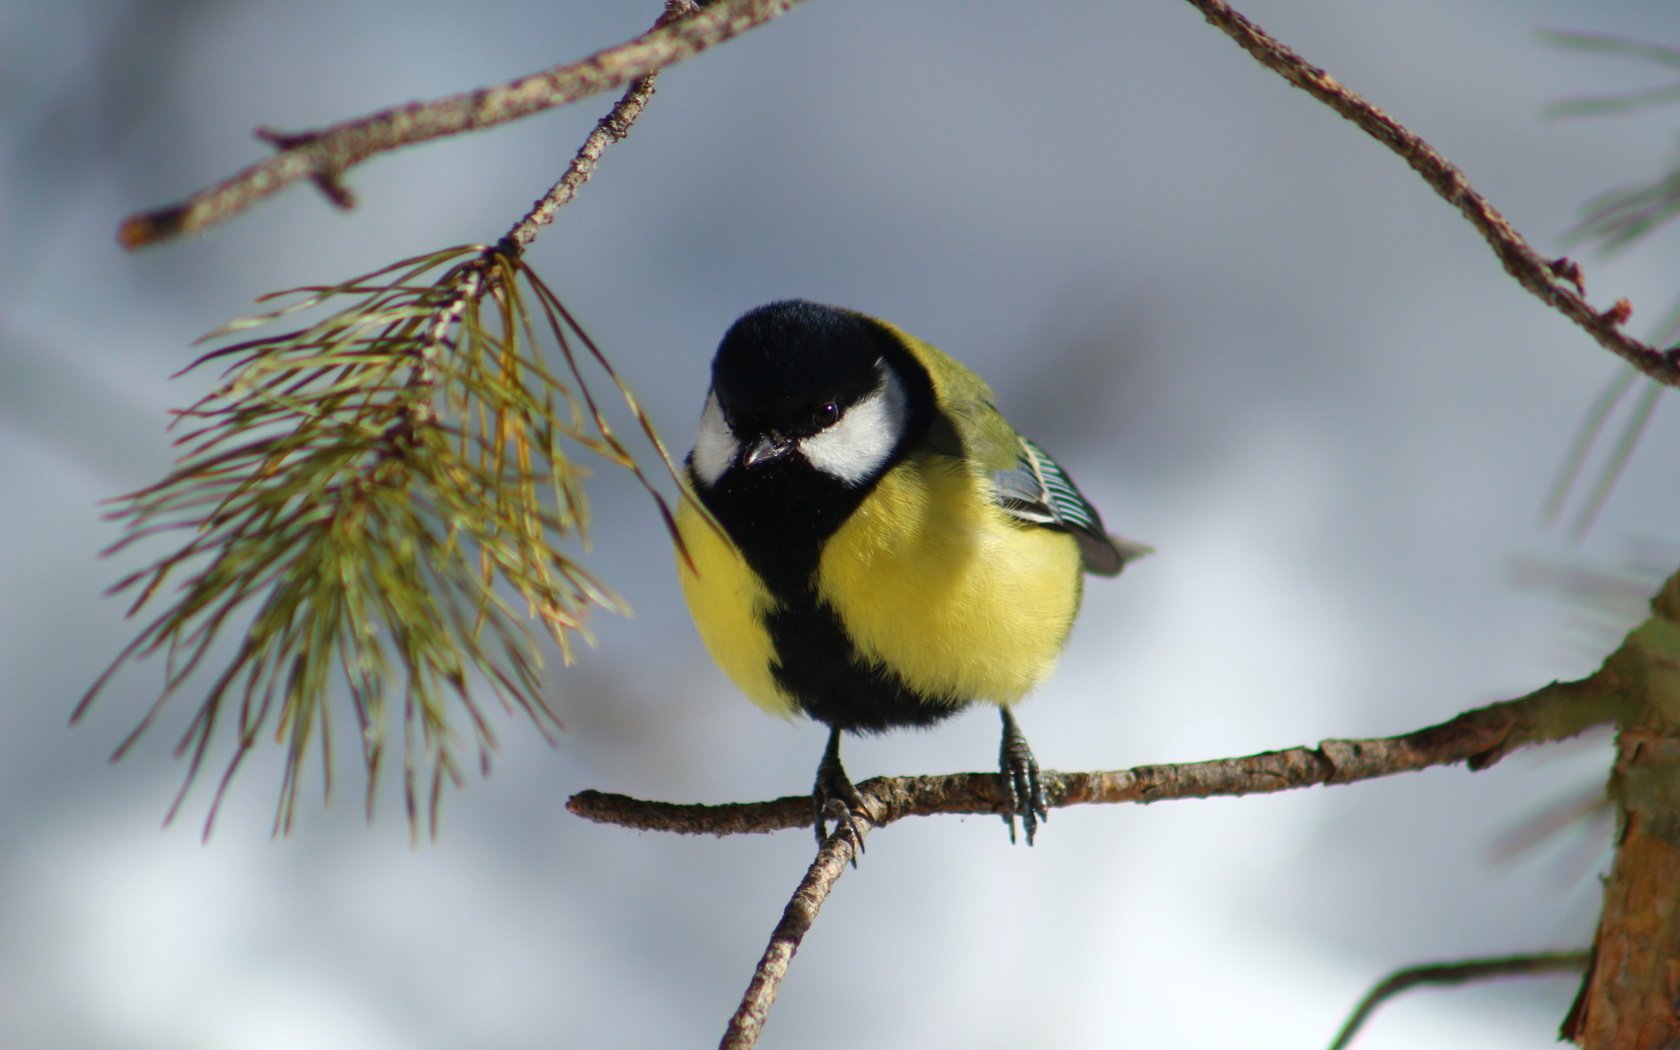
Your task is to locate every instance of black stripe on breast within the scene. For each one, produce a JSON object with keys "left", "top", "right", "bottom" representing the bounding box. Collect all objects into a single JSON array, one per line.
[
  {"left": 690, "top": 456, "right": 969, "bottom": 733},
  {"left": 765, "top": 588, "right": 964, "bottom": 734}
]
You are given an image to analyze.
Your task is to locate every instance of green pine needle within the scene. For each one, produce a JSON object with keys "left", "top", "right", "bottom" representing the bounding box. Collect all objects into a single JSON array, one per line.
[{"left": 76, "top": 243, "right": 688, "bottom": 840}]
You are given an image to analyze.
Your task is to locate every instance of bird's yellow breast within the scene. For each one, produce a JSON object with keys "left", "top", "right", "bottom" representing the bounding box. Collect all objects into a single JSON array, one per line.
[
  {"left": 817, "top": 455, "right": 1082, "bottom": 705},
  {"left": 674, "top": 456, "right": 1084, "bottom": 717},
  {"left": 674, "top": 493, "right": 792, "bottom": 716}
]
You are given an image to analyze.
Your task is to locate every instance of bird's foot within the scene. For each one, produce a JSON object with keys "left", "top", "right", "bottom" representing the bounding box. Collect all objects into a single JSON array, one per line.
[
  {"left": 1000, "top": 709, "right": 1049, "bottom": 846},
  {"left": 813, "top": 729, "right": 872, "bottom": 861}
]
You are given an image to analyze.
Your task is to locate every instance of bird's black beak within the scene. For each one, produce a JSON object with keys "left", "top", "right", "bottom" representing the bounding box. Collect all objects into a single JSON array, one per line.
[{"left": 741, "top": 433, "right": 794, "bottom": 468}]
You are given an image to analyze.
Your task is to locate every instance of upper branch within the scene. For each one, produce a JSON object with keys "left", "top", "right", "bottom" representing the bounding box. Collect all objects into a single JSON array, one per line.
[
  {"left": 117, "top": 0, "right": 803, "bottom": 248},
  {"left": 1183, "top": 0, "right": 1680, "bottom": 388}
]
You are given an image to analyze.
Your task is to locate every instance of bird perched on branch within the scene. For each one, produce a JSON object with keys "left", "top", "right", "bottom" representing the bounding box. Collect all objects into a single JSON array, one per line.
[{"left": 674, "top": 300, "right": 1147, "bottom": 849}]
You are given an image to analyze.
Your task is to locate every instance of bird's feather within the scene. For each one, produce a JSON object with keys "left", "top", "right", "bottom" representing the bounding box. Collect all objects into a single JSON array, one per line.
[{"left": 995, "top": 437, "right": 1150, "bottom": 577}]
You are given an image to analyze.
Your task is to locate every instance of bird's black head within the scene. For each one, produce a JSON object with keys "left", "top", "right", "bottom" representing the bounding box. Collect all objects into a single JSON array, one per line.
[
  {"left": 689, "top": 300, "right": 935, "bottom": 490},
  {"left": 687, "top": 300, "right": 936, "bottom": 592},
  {"left": 711, "top": 300, "right": 897, "bottom": 441}
]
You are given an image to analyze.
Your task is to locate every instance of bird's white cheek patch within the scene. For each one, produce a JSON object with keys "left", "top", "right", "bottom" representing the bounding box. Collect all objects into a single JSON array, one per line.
[
  {"left": 800, "top": 368, "right": 908, "bottom": 485},
  {"left": 690, "top": 392, "right": 739, "bottom": 488}
]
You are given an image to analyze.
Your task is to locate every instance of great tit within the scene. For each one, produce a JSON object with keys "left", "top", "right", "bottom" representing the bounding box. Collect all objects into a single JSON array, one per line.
[{"left": 674, "top": 300, "right": 1147, "bottom": 848}]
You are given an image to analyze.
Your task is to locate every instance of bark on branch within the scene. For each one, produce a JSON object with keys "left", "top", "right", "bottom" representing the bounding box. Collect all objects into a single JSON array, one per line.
[{"left": 1563, "top": 576, "right": 1680, "bottom": 1046}]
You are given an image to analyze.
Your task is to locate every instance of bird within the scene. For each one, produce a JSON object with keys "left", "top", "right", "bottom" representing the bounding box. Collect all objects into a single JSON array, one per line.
[{"left": 673, "top": 300, "right": 1147, "bottom": 850}]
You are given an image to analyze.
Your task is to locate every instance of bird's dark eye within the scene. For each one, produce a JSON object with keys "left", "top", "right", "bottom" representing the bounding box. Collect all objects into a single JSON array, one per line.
[{"left": 816, "top": 402, "right": 840, "bottom": 426}]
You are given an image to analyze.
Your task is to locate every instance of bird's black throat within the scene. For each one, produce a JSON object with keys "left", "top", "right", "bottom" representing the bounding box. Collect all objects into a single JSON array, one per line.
[{"left": 690, "top": 456, "right": 964, "bottom": 734}]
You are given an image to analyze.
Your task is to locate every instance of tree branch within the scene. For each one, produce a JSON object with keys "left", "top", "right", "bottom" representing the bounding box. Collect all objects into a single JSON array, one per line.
[
  {"left": 1182, "top": 0, "right": 1680, "bottom": 388},
  {"left": 568, "top": 675, "right": 1621, "bottom": 836},
  {"left": 1559, "top": 571, "right": 1680, "bottom": 1046},
  {"left": 589, "top": 656, "right": 1623, "bottom": 1050},
  {"left": 117, "top": 0, "right": 803, "bottom": 248},
  {"left": 1329, "top": 951, "right": 1590, "bottom": 1050}
]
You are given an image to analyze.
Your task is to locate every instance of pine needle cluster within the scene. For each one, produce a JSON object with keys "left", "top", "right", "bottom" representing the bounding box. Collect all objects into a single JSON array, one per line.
[{"left": 76, "top": 243, "right": 683, "bottom": 838}]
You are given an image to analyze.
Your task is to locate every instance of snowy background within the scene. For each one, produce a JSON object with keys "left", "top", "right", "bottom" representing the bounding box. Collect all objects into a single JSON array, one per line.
[{"left": 5, "top": 1, "right": 1680, "bottom": 1047}]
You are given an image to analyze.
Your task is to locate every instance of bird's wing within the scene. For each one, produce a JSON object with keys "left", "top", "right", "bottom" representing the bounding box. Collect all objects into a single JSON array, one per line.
[
  {"left": 902, "top": 330, "right": 1150, "bottom": 579},
  {"left": 993, "top": 436, "right": 1151, "bottom": 577}
]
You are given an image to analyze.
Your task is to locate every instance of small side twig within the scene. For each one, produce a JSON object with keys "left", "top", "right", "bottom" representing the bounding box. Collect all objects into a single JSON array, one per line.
[
  {"left": 117, "top": 0, "right": 801, "bottom": 248},
  {"left": 503, "top": 0, "right": 697, "bottom": 250},
  {"left": 1328, "top": 951, "right": 1590, "bottom": 1050},
  {"left": 567, "top": 675, "right": 1619, "bottom": 835},
  {"left": 719, "top": 828, "right": 863, "bottom": 1050},
  {"left": 1183, "top": 0, "right": 1680, "bottom": 389}
]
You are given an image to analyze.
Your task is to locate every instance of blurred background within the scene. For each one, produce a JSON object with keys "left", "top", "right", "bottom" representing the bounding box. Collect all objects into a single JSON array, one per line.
[{"left": 5, "top": 1, "right": 1680, "bottom": 1046}]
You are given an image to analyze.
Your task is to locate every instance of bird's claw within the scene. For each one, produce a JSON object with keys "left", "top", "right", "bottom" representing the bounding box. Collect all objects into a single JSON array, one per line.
[
  {"left": 813, "top": 783, "right": 871, "bottom": 859},
  {"left": 1000, "top": 709, "right": 1048, "bottom": 846},
  {"left": 814, "top": 729, "right": 871, "bottom": 862}
]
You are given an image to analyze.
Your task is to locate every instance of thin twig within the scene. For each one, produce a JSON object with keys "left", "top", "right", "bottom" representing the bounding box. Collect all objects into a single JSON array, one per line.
[
  {"left": 1182, "top": 0, "right": 1680, "bottom": 388},
  {"left": 568, "top": 675, "right": 1620, "bottom": 835},
  {"left": 1328, "top": 950, "right": 1590, "bottom": 1050},
  {"left": 117, "top": 0, "right": 801, "bottom": 248},
  {"left": 718, "top": 829, "right": 863, "bottom": 1050},
  {"left": 503, "top": 0, "right": 698, "bottom": 249}
]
